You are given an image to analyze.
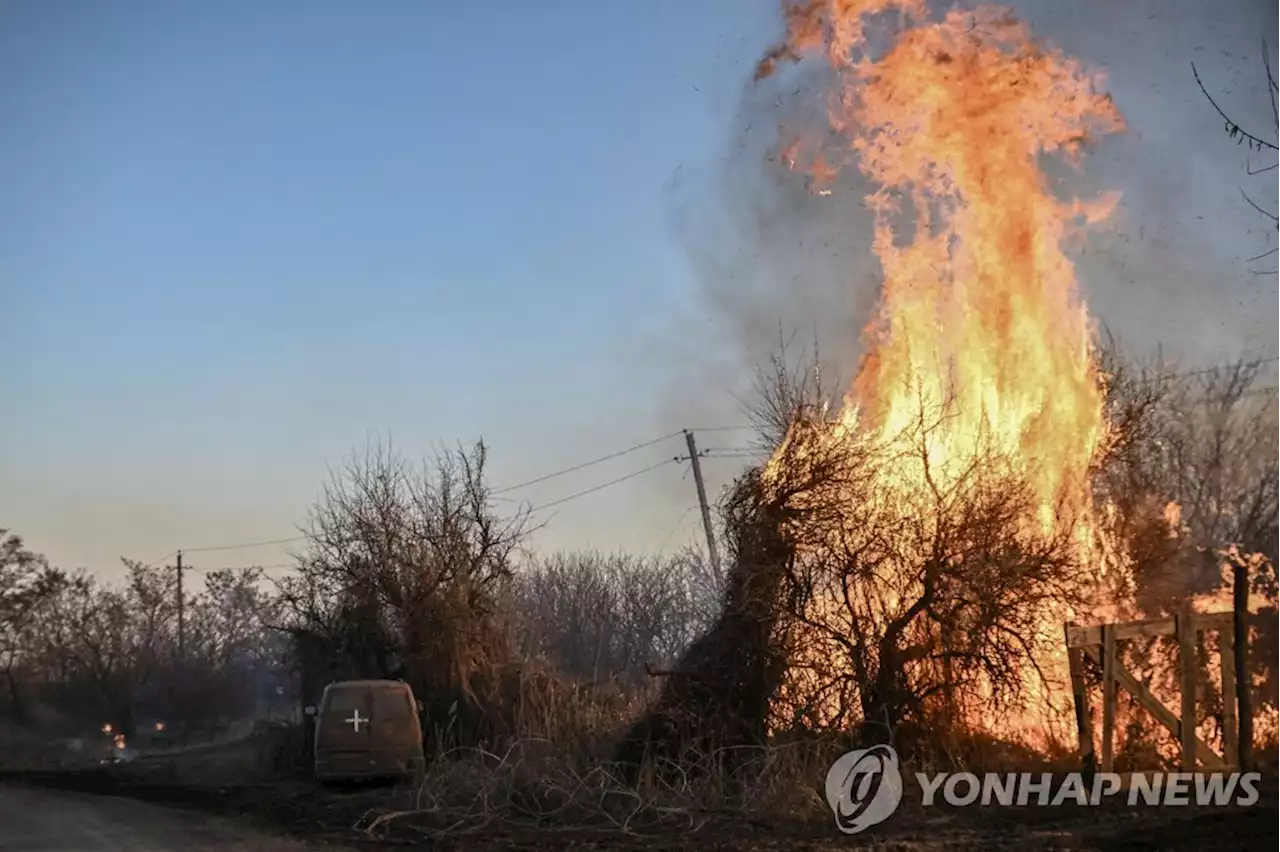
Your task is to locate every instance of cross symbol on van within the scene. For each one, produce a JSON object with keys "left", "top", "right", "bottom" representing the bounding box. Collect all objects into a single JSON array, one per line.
[{"left": 345, "top": 709, "right": 368, "bottom": 732}]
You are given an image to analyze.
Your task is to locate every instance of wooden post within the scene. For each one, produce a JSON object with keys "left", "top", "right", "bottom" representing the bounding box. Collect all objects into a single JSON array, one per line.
[
  {"left": 1233, "top": 562, "right": 1252, "bottom": 771},
  {"left": 173, "top": 550, "right": 185, "bottom": 745},
  {"left": 1220, "top": 624, "right": 1238, "bottom": 768},
  {"left": 683, "top": 430, "right": 723, "bottom": 588},
  {"left": 1101, "top": 624, "right": 1116, "bottom": 772},
  {"left": 1064, "top": 622, "right": 1095, "bottom": 772},
  {"left": 1176, "top": 606, "right": 1197, "bottom": 772},
  {"left": 1082, "top": 644, "right": 1226, "bottom": 768}
]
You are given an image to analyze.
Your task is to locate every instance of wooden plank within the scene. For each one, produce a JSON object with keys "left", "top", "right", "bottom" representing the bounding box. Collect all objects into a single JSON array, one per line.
[
  {"left": 1065, "top": 611, "right": 1234, "bottom": 648},
  {"left": 1177, "top": 607, "right": 1198, "bottom": 771},
  {"left": 1220, "top": 624, "right": 1238, "bottom": 766},
  {"left": 1102, "top": 624, "right": 1116, "bottom": 773},
  {"left": 1196, "top": 611, "right": 1236, "bottom": 632},
  {"left": 1082, "top": 645, "right": 1225, "bottom": 769},
  {"left": 1064, "top": 624, "right": 1095, "bottom": 648},
  {"left": 1067, "top": 618, "right": 1169, "bottom": 648},
  {"left": 1064, "top": 623, "right": 1095, "bottom": 771}
]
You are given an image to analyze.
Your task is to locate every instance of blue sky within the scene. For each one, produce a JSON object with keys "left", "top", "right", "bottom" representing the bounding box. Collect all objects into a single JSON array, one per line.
[
  {"left": 2, "top": 0, "right": 1276, "bottom": 578},
  {"left": 0, "top": 0, "right": 782, "bottom": 574}
]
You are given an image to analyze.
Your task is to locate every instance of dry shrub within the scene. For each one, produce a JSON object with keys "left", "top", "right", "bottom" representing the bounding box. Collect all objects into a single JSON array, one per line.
[
  {"left": 452, "top": 661, "right": 644, "bottom": 762},
  {"left": 614, "top": 465, "right": 791, "bottom": 779},
  {"left": 512, "top": 551, "right": 718, "bottom": 689}
]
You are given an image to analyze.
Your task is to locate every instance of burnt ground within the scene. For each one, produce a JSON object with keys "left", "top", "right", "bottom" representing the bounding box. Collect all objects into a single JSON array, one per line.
[{"left": 1, "top": 760, "right": 1276, "bottom": 851}]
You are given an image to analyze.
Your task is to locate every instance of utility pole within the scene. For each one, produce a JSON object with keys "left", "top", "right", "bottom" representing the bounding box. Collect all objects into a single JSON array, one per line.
[
  {"left": 175, "top": 550, "right": 185, "bottom": 664},
  {"left": 683, "top": 430, "right": 723, "bottom": 588},
  {"left": 174, "top": 550, "right": 185, "bottom": 744}
]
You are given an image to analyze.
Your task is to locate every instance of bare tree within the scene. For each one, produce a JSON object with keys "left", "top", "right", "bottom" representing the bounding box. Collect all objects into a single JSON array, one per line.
[
  {"left": 277, "top": 439, "right": 531, "bottom": 744},
  {"left": 26, "top": 567, "right": 161, "bottom": 738},
  {"left": 1095, "top": 353, "right": 1278, "bottom": 608},
  {"left": 1193, "top": 41, "right": 1279, "bottom": 270},
  {"left": 514, "top": 551, "right": 713, "bottom": 689},
  {"left": 0, "top": 531, "right": 65, "bottom": 724},
  {"left": 741, "top": 330, "right": 840, "bottom": 451}
]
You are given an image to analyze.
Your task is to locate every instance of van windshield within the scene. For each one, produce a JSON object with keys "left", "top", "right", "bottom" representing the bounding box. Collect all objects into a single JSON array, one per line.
[{"left": 323, "top": 687, "right": 367, "bottom": 714}]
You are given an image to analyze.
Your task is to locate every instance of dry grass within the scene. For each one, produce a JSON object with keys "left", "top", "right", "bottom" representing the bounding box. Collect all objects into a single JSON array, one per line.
[{"left": 354, "top": 738, "right": 843, "bottom": 842}]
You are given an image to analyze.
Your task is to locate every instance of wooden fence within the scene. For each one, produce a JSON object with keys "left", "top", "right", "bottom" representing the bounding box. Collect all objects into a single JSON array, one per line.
[{"left": 1063, "top": 605, "right": 1252, "bottom": 772}]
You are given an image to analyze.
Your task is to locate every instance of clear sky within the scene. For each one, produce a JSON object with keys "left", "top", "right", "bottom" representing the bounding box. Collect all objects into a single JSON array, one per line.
[
  {"left": 2, "top": 0, "right": 1276, "bottom": 580},
  {"left": 0, "top": 0, "right": 781, "bottom": 574}
]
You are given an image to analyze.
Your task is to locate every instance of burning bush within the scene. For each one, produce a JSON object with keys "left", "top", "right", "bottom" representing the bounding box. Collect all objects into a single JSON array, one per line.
[
  {"left": 619, "top": 0, "right": 1127, "bottom": 764},
  {"left": 623, "top": 0, "right": 1277, "bottom": 775},
  {"left": 764, "top": 407, "right": 1094, "bottom": 742}
]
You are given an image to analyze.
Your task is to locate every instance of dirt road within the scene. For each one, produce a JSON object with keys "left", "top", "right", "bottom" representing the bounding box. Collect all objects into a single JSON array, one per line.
[
  {"left": 3, "top": 767, "right": 1275, "bottom": 851},
  {"left": 0, "top": 783, "right": 322, "bottom": 852}
]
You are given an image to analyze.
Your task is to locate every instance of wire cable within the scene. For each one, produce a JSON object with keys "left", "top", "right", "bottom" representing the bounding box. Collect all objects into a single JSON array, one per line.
[
  {"left": 523, "top": 458, "right": 676, "bottom": 513},
  {"left": 657, "top": 506, "right": 697, "bottom": 553},
  {"left": 140, "top": 549, "right": 179, "bottom": 569},
  {"left": 492, "top": 431, "right": 683, "bottom": 495},
  {"left": 185, "top": 563, "right": 297, "bottom": 573},
  {"left": 180, "top": 536, "right": 305, "bottom": 555}
]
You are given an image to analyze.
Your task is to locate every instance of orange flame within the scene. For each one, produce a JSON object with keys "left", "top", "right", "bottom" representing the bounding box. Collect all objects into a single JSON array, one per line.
[
  {"left": 769, "top": 1, "right": 1123, "bottom": 522},
  {"left": 759, "top": 1, "right": 1126, "bottom": 736}
]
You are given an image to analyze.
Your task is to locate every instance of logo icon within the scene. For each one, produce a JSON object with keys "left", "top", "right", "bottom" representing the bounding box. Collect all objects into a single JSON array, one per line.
[{"left": 825, "top": 744, "right": 903, "bottom": 834}]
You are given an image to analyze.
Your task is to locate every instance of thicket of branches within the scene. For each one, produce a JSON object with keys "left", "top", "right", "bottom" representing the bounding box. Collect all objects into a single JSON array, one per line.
[
  {"left": 273, "top": 441, "right": 534, "bottom": 747},
  {"left": 271, "top": 442, "right": 722, "bottom": 751},
  {"left": 1192, "top": 41, "right": 1279, "bottom": 269},
  {"left": 0, "top": 546, "right": 281, "bottom": 740},
  {"left": 513, "top": 550, "right": 720, "bottom": 689}
]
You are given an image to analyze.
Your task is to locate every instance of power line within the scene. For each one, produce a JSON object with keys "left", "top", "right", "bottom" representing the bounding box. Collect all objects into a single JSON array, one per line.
[
  {"left": 180, "top": 535, "right": 305, "bottom": 555},
  {"left": 491, "top": 431, "right": 683, "bottom": 495},
  {"left": 140, "top": 549, "right": 179, "bottom": 569},
  {"left": 159, "top": 435, "right": 689, "bottom": 557},
  {"left": 186, "top": 458, "right": 679, "bottom": 565},
  {"left": 522, "top": 458, "right": 677, "bottom": 514},
  {"left": 124, "top": 424, "right": 747, "bottom": 557},
  {"left": 657, "top": 505, "right": 697, "bottom": 553},
  {"left": 184, "top": 563, "right": 297, "bottom": 573}
]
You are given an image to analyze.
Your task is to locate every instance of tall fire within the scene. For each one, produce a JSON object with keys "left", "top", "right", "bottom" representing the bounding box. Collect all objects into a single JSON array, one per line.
[{"left": 755, "top": 0, "right": 1136, "bottom": 743}]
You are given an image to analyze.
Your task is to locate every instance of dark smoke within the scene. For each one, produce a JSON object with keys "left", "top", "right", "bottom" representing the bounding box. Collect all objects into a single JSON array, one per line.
[{"left": 655, "top": 58, "right": 881, "bottom": 442}]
